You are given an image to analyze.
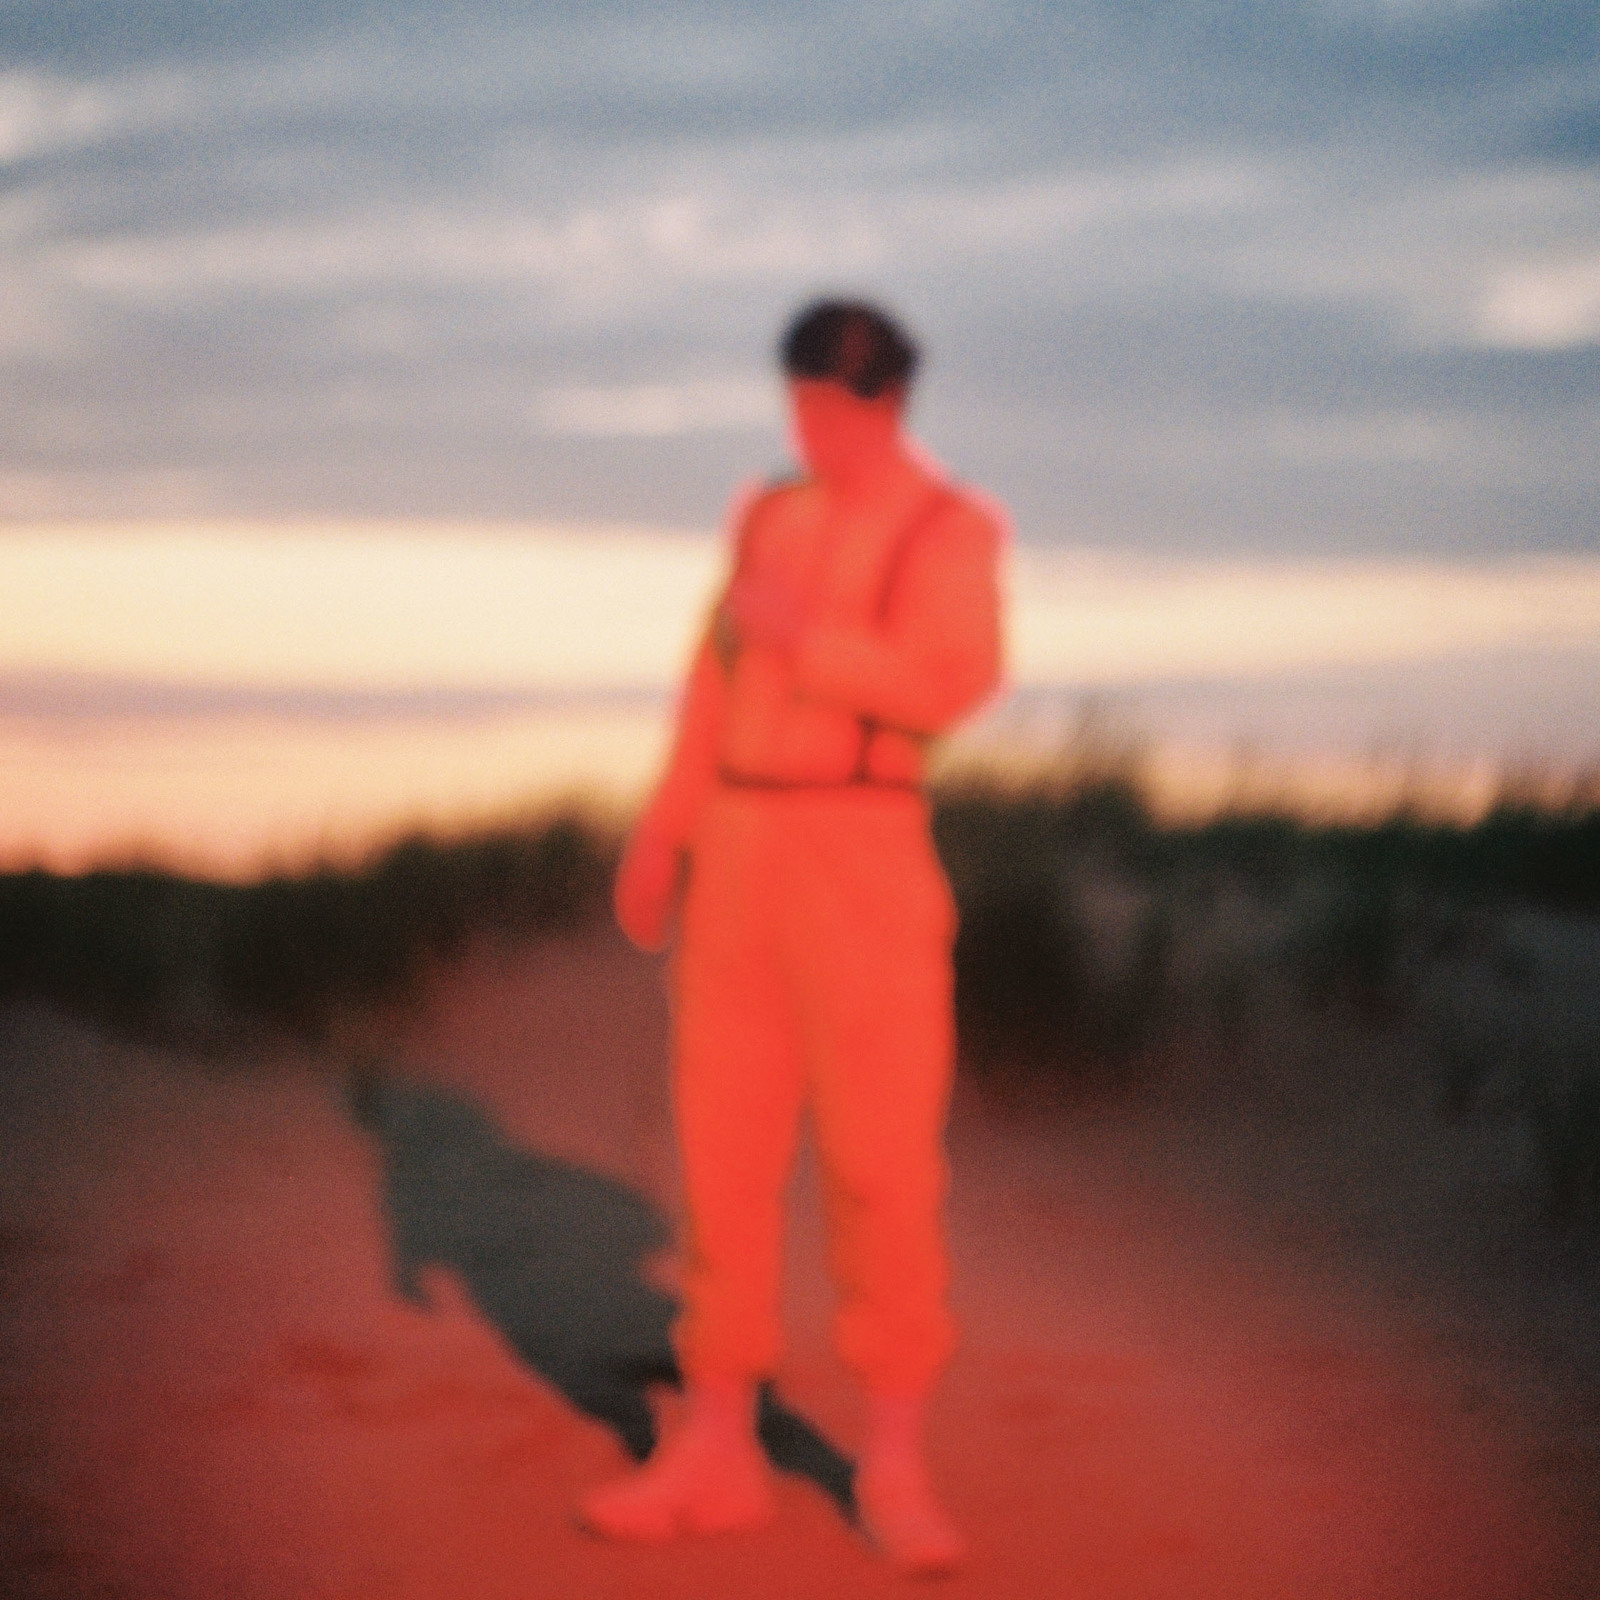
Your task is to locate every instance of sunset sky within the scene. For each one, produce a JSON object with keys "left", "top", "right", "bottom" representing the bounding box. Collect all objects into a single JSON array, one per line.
[
  {"left": 4, "top": 0, "right": 1598, "bottom": 546},
  {"left": 1, "top": 2, "right": 1597, "bottom": 869}
]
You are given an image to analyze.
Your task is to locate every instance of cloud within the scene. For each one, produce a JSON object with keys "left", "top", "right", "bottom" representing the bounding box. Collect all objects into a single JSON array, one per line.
[
  {"left": 1476, "top": 254, "right": 1600, "bottom": 349},
  {"left": 0, "top": 1, "right": 1596, "bottom": 549},
  {"left": 1008, "top": 547, "right": 1600, "bottom": 685},
  {"left": 0, "top": 69, "right": 155, "bottom": 163},
  {"left": 39, "top": 153, "right": 1284, "bottom": 331},
  {"left": 531, "top": 376, "right": 780, "bottom": 437},
  {"left": 0, "top": 670, "right": 665, "bottom": 721},
  {"left": 7, "top": 518, "right": 1596, "bottom": 693},
  {"left": 0, "top": 522, "right": 726, "bottom": 691},
  {"left": 1315, "top": 0, "right": 1506, "bottom": 24}
]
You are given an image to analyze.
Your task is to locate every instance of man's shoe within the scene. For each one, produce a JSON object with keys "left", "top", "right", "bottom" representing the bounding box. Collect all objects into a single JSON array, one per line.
[
  {"left": 855, "top": 1455, "right": 966, "bottom": 1576},
  {"left": 576, "top": 1381, "right": 774, "bottom": 1542}
]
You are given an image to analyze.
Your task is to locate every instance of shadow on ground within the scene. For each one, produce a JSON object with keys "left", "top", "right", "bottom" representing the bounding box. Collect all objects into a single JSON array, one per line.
[{"left": 348, "top": 1071, "right": 856, "bottom": 1519}]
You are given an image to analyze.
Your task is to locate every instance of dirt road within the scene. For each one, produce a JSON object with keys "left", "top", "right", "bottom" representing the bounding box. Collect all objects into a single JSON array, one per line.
[{"left": 1, "top": 925, "right": 1593, "bottom": 1597}]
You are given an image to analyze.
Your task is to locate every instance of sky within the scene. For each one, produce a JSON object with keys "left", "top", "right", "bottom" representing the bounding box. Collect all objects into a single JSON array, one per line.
[
  {"left": 7, "top": 526, "right": 1600, "bottom": 700},
  {"left": 3, "top": 523, "right": 1596, "bottom": 874},
  {"left": 2, "top": 0, "right": 1597, "bottom": 553},
  {"left": 1, "top": 2, "right": 1597, "bottom": 869}
]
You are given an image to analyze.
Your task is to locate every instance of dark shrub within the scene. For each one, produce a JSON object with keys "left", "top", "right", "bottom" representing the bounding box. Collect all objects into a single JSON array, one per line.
[{"left": 0, "top": 813, "right": 616, "bottom": 1052}]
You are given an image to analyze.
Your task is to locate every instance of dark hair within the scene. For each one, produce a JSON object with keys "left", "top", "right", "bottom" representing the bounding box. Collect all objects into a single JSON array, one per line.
[{"left": 779, "top": 299, "right": 919, "bottom": 400}]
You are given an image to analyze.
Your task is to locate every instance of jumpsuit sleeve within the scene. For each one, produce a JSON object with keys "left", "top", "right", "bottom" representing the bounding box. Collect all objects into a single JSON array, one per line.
[
  {"left": 631, "top": 478, "right": 763, "bottom": 847},
  {"left": 788, "top": 504, "right": 1004, "bottom": 735},
  {"left": 638, "top": 623, "right": 729, "bottom": 850}
]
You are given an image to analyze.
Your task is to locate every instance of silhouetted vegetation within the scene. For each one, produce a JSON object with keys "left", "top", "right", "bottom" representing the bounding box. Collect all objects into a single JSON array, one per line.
[
  {"left": 3, "top": 770, "right": 1598, "bottom": 1230},
  {"left": 0, "top": 814, "right": 614, "bottom": 1052},
  {"left": 934, "top": 766, "right": 1600, "bottom": 1231}
]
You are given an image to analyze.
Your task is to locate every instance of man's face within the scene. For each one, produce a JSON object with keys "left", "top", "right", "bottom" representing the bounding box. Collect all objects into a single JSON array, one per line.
[{"left": 787, "top": 378, "right": 902, "bottom": 480}]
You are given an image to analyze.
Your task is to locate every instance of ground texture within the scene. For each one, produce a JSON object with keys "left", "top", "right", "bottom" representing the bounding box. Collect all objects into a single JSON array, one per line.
[{"left": 2, "top": 924, "right": 1596, "bottom": 1598}]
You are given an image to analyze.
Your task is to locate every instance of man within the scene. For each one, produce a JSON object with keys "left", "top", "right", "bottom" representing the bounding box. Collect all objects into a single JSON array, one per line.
[{"left": 579, "top": 300, "right": 1004, "bottom": 1575}]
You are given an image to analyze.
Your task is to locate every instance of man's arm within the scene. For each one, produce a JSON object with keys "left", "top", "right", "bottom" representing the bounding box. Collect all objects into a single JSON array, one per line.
[
  {"left": 642, "top": 626, "right": 729, "bottom": 846},
  {"left": 613, "top": 619, "right": 729, "bottom": 951},
  {"left": 789, "top": 500, "right": 1004, "bottom": 734},
  {"left": 614, "top": 480, "right": 772, "bottom": 951}
]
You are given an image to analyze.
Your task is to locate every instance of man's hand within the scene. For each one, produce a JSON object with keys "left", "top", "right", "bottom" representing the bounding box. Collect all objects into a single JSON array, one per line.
[
  {"left": 726, "top": 564, "right": 807, "bottom": 658},
  {"left": 613, "top": 822, "right": 684, "bottom": 953}
]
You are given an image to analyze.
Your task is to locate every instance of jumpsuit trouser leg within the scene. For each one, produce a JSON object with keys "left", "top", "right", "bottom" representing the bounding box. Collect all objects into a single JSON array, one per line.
[{"left": 670, "top": 786, "right": 959, "bottom": 1395}]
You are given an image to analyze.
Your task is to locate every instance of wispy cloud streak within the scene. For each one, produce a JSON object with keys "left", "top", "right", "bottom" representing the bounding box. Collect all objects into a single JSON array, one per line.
[{"left": 0, "top": 1, "right": 1595, "bottom": 549}]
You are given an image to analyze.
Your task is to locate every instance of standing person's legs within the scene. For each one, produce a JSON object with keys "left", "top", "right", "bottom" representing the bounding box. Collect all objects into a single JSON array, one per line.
[
  {"left": 671, "top": 800, "right": 807, "bottom": 1389},
  {"left": 579, "top": 794, "right": 804, "bottom": 1540},
  {"left": 805, "top": 924, "right": 957, "bottom": 1396},
  {"left": 788, "top": 796, "right": 965, "bottom": 1572}
]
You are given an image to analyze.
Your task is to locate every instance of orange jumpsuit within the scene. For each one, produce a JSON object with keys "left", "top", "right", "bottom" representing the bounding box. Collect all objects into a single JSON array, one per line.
[{"left": 633, "top": 475, "right": 1003, "bottom": 1395}]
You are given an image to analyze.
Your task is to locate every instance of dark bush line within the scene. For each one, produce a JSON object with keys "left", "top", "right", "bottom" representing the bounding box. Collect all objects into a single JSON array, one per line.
[
  {"left": 1214, "top": 807, "right": 1600, "bottom": 912},
  {"left": 4, "top": 782, "right": 1597, "bottom": 1228},
  {"left": 934, "top": 778, "right": 1600, "bottom": 1227},
  {"left": 3, "top": 779, "right": 1595, "bottom": 1069},
  {"left": 935, "top": 780, "right": 1182, "bottom": 1089},
  {"left": 0, "top": 815, "right": 616, "bottom": 1052},
  {"left": 932, "top": 778, "right": 1600, "bottom": 912},
  {"left": 932, "top": 777, "right": 1600, "bottom": 1086}
]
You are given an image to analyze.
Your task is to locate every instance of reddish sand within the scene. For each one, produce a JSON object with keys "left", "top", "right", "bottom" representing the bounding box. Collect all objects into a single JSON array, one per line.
[{"left": 1, "top": 924, "right": 1594, "bottom": 1598}]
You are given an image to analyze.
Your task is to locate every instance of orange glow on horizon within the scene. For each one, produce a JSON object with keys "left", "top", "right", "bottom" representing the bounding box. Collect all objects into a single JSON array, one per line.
[
  {"left": 5, "top": 521, "right": 1600, "bottom": 694},
  {"left": 0, "top": 707, "right": 666, "bottom": 881},
  {"left": 3, "top": 519, "right": 1597, "bottom": 875}
]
